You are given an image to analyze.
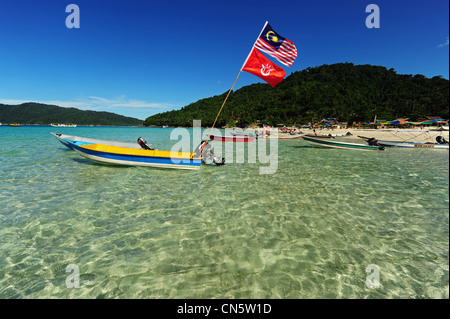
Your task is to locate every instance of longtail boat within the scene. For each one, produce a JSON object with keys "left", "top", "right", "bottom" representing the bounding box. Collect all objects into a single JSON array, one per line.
[{"left": 358, "top": 135, "right": 449, "bottom": 150}]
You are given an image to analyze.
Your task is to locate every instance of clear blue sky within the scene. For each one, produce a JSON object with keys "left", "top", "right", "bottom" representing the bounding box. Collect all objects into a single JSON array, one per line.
[{"left": 0, "top": 0, "right": 448, "bottom": 120}]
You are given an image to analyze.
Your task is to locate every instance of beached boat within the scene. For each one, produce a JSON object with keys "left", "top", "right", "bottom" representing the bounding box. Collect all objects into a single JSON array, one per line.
[
  {"left": 230, "top": 131, "right": 257, "bottom": 138},
  {"left": 303, "top": 132, "right": 352, "bottom": 138},
  {"left": 210, "top": 135, "right": 254, "bottom": 142},
  {"left": 358, "top": 135, "right": 449, "bottom": 150},
  {"left": 265, "top": 134, "right": 303, "bottom": 140},
  {"left": 301, "top": 135, "right": 384, "bottom": 151},
  {"left": 377, "top": 140, "right": 449, "bottom": 149},
  {"left": 303, "top": 134, "right": 332, "bottom": 139},
  {"left": 51, "top": 132, "right": 149, "bottom": 150},
  {"left": 65, "top": 140, "right": 204, "bottom": 170}
]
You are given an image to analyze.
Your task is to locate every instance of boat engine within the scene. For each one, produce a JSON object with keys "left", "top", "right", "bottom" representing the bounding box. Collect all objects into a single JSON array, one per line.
[
  {"left": 367, "top": 138, "right": 380, "bottom": 146},
  {"left": 194, "top": 141, "right": 225, "bottom": 166},
  {"left": 137, "top": 137, "right": 154, "bottom": 150},
  {"left": 436, "top": 136, "right": 448, "bottom": 144},
  {"left": 367, "top": 137, "right": 384, "bottom": 150}
]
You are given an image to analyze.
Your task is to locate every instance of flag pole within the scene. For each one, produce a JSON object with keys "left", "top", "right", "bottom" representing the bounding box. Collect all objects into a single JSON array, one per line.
[
  {"left": 240, "top": 21, "right": 268, "bottom": 71},
  {"left": 205, "top": 21, "right": 268, "bottom": 143}
]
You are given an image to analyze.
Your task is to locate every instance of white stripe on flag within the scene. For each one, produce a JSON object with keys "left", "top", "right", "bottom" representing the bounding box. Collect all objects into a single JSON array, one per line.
[
  {"left": 255, "top": 38, "right": 297, "bottom": 66},
  {"left": 255, "top": 39, "right": 292, "bottom": 65}
]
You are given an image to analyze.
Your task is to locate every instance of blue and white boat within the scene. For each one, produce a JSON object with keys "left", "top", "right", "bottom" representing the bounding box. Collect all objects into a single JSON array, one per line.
[
  {"left": 67, "top": 141, "right": 203, "bottom": 170},
  {"left": 358, "top": 135, "right": 449, "bottom": 150},
  {"left": 51, "top": 133, "right": 225, "bottom": 170},
  {"left": 302, "top": 135, "right": 384, "bottom": 151}
]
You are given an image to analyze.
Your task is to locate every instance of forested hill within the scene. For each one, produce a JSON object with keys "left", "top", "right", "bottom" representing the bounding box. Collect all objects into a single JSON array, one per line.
[
  {"left": 0, "top": 103, "right": 143, "bottom": 126},
  {"left": 143, "top": 63, "right": 449, "bottom": 127}
]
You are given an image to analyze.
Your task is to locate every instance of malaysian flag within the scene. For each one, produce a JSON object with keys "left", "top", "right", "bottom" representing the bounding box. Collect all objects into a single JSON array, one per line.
[{"left": 254, "top": 23, "right": 297, "bottom": 67}]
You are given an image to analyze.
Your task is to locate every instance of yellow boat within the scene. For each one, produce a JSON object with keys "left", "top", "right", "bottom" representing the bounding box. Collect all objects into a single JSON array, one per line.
[{"left": 69, "top": 141, "right": 203, "bottom": 170}]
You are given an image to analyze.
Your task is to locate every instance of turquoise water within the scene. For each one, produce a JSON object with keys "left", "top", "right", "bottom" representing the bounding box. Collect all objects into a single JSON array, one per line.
[{"left": 0, "top": 126, "right": 448, "bottom": 298}]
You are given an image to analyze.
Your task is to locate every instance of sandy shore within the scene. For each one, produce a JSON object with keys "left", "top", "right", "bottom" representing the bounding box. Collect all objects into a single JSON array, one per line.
[{"left": 254, "top": 128, "right": 449, "bottom": 143}]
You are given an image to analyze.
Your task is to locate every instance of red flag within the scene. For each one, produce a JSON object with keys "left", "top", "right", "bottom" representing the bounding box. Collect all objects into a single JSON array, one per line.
[{"left": 242, "top": 48, "right": 286, "bottom": 88}]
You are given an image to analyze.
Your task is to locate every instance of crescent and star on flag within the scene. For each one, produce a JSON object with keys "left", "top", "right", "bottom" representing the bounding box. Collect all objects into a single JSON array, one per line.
[{"left": 266, "top": 31, "right": 279, "bottom": 44}]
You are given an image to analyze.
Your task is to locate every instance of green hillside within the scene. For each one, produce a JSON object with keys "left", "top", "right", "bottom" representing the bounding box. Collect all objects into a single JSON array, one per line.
[
  {"left": 0, "top": 102, "right": 143, "bottom": 126},
  {"left": 143, "top": 63, "right": 449, "bottom": 127}
]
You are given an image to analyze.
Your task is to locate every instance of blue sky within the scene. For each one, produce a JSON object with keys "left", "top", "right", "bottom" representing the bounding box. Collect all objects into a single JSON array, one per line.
[{"left": 0, "top": 0, "right": 448, "bottom": 120}]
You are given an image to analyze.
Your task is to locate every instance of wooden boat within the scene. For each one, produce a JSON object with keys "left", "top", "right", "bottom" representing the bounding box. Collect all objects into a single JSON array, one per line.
[
  {"left": 210, "top": 135, "right": 254, "bottom": 142},
  {"left": 65, "top": 140, "right": 203, "bottom": 170},
  {"left": 303, "top": 134, "right": 332, "bottom": 138},
  {"left": 377, "top": 141, "right": 449, "bottom": 149},
  {"left": 358, "top": 135, "right": 449, "bottom": 150},
  {"left": 51, "top": 132, "right": 147, "bottom": 150},
  {"left": 303, "top": 132, "right": 352, "bottom": 138},
  {"left": 230, "top": 131, "right": 256, "bottom": 137},
  {"left": 8, "top": 123, "right": 20, "bottom": 127},
  {"left": 264, "top": 134, "right": 303, "bottom": 140},
  {"left": 301, "top": 135, "right": 384, "bottom": 151}
]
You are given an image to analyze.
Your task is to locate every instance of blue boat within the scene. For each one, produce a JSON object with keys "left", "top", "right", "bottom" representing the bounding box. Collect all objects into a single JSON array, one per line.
[
  {"left": 52, "top": 133, "right": 225, "bottom": 170},
  {"left": 65, "top": 140, "right": 203, "bottom": 170}
]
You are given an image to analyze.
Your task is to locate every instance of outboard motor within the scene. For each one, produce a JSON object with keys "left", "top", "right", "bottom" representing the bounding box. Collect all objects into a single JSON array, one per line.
[
  {"left": 367, "top": 137, "right": 384, "bottom": 150},
  {"left": 194, "top": 141, "right": 225, "bottom": 166},
  {"left": 436, "top": 136, "right": 448, "bottom": 144},
  {"left": 367, "top": 138, "right": 380, "bottom": 146},
  {"left": 137, "top": 137, "right": 154, "bottom": 150}
]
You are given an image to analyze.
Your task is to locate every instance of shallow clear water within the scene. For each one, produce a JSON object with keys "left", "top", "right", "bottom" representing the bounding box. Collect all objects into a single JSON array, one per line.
[{"left": 0, "top": 126, "right": 448, "bottom": 298}]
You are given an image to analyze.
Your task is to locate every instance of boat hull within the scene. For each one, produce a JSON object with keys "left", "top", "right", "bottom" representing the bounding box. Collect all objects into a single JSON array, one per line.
[
  {"left": 265, "top": 134, "right": 303, "bottom": 140},
  {"left": 377, "top": 140, "right": 449, "bottom": 149},
  {"left": 230, "top": 132, "right": 255, "bottom": 137},
  {"left": 68, "top": 141, "right": 203, "bottom": 170},
  {"left": 302, "top": 136, "right": 382, "bottom": 151},
  {"left": 303, "top": 134, "right": 332, "bottom": 138}
]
